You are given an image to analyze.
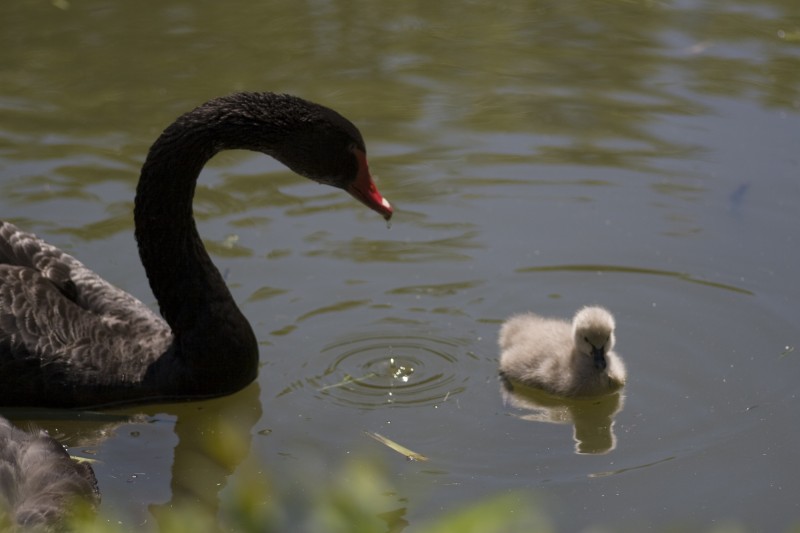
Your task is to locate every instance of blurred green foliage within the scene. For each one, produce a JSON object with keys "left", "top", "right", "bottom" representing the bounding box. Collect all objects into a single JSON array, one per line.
[{"left": 67, "top": 458, "right": 546, "bottom": 533}]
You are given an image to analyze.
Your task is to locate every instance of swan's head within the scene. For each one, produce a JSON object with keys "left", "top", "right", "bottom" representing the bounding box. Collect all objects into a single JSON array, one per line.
[
  {"left": 572, "top": 306, "right": 616, "bottom": 370},
  {"left": 200, "top": 92, "right": 393, "bottom": 220}
]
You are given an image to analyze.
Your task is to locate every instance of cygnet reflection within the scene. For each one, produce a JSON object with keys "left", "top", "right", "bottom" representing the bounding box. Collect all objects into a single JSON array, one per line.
[{"left": 500, "top": 376, "right": 624, "bottom": 454}]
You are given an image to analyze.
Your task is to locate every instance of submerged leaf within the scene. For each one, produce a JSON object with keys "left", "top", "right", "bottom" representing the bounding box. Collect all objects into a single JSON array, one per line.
[
  {"left": 364, "top": 432, "right": 428, "bottom": 462},
  {"left": 318, "top": 373, "right": 377, "bottom": 392}
]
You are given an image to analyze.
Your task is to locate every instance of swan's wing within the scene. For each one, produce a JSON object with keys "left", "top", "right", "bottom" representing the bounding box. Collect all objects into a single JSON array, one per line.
[
  {"left": 0, "top": 221, "right": 160, "bottom": 323},
  {"left": 0, "top": 265, "right": 106, "bottom": 359},
  {"left": 0, "top": 221, "right": 170, "bottom": 363},
  {"left": 0, "top": 221, "right": 77, "bottom": 298}
]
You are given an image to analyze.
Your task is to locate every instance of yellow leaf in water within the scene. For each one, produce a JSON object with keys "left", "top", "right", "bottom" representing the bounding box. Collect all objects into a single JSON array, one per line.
[{"left": 364, "top": 431, "right": 428, "bottom": 462}]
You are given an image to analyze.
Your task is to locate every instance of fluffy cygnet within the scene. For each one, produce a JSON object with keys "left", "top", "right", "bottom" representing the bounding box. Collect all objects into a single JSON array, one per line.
[{"left": 498, "top": 306, "right": 626, "bottom": 397}]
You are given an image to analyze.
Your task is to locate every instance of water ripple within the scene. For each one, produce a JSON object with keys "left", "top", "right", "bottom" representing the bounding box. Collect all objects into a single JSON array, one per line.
[
  {"left": 312, "top": 332, "right": 468, "bottom": 409},
  {"left": 516, "top": 263, "right": 753, "bottom": 295}
]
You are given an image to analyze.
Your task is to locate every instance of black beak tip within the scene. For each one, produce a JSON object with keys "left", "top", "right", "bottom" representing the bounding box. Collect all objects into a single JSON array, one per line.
[{"left": 592, "top": 349, "right": 607, "bottom": 370}]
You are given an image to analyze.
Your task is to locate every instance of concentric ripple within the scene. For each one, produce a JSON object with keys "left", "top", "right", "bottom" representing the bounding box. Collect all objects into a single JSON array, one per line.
[{"left": 313, "top": 332, "right": 468, "bottom": 409}]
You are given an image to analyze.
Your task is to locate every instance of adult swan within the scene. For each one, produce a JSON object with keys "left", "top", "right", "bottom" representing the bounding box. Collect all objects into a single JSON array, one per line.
[{"left": 0, "top": 92, "right": 393, "bottom": 408}]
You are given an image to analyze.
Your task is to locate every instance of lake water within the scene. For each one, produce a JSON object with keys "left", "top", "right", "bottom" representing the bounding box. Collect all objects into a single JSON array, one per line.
[{"left": 1, "top": 1, "right": 799, "bottom": 531}]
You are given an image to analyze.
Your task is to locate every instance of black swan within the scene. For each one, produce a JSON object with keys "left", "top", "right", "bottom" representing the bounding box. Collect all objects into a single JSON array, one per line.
[
  {"left": 0, "top": 92, "right": 393, "bottom": 407},
  {"left": 0, "top": 416, "right": 99, "bottom": 530},
  {"left": 498, "top": 306, "right": 626, "bottom": 397}
]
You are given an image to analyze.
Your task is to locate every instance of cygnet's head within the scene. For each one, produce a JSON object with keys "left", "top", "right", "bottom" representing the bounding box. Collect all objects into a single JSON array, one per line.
[{"left": 572, "top": 306, "right": 616, "bottom": 370}]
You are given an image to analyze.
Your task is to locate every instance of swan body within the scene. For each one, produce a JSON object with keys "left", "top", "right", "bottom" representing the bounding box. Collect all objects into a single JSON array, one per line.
[
  {"left": 0, "top": 92, "right": 392, "bottom": 407},
  {"left": 498, "top": 306, "right": 626, "bottom": 397},
  {"left": 0, "top": 416, "right": 99, "bottom": 530}
]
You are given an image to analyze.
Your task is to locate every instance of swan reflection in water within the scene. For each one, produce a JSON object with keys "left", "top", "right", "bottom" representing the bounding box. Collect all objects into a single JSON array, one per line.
[{"left": 500, "top": 375, "right": 624, "bottom": 455}]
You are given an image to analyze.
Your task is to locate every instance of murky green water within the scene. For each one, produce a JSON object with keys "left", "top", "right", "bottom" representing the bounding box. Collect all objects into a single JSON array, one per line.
[{"left": 2, "top": 0, "right": 799, "bottom": 531}]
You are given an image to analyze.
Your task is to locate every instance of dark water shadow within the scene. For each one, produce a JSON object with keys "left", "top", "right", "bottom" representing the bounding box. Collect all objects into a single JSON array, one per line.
[{"left": 500, "top": 377, "right": 624, "bottom": 455}]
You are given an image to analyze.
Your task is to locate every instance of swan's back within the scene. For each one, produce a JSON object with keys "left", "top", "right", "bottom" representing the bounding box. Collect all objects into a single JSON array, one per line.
[
  {"left": 0, "top": 221, "right": 167, "bottom": 326},
  {"left": 498, "top": 313, "right": 576, "bottom": 394},
  {"left": 0, "top": 221, "right": 172, "bottom": 406},
  {"left": 0, "top": 416, "right": 99, "bottom": 530},
  {"left": 499, "top": 312, "right": 572, "bottom": 354}
]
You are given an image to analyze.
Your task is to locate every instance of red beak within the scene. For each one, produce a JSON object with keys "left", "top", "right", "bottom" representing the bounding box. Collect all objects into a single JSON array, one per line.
[{"left": 347, "top": 149, "right": 393, "bottom": 221}]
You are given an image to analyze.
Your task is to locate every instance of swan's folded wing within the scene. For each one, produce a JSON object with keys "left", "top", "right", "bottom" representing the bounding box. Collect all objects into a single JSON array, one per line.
[
  {"left": 0, "top": 264, "right": 107, "bottom": 360},
  {"left": 0, "top": 221, "right": 77, "bottom": 297},
  {"left": 0, "top": 221, "right": 161, "bottom": 324}
]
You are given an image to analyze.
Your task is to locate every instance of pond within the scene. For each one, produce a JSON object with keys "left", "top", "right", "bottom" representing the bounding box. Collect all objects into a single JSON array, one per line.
[{"left": 1, "top": 1, "right": 799, "bottom": 531}]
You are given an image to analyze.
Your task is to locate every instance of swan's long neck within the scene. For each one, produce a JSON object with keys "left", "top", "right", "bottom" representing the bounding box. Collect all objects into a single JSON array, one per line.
[{"left": 134, "top": 110, "right": 259, "bottom": 394}]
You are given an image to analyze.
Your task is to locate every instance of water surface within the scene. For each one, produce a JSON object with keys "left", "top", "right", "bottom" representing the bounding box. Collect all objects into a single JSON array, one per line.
[{"left": 1, "top": 1, "right": 799, "bottom": 531}]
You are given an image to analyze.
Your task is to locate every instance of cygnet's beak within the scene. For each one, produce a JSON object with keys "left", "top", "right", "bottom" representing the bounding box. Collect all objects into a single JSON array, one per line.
[{"left": 592, "top": 346, "right": 607, "bottom": 370}]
